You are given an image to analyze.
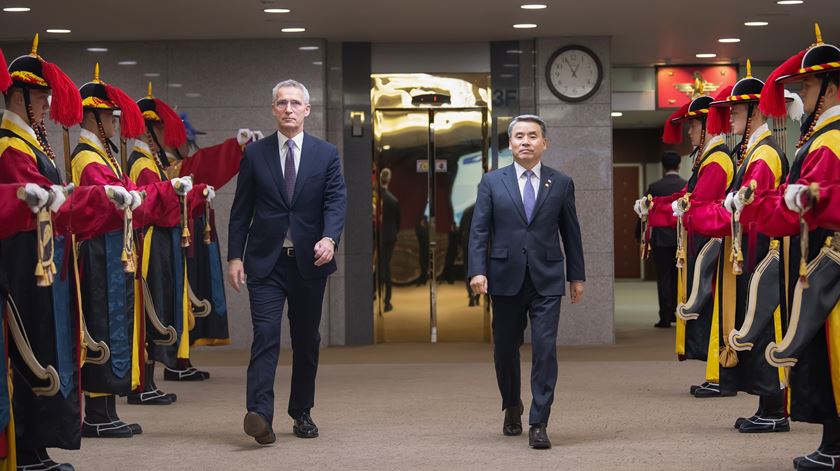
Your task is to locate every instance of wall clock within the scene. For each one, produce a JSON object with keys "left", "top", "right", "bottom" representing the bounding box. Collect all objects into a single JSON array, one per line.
[{"left": 545, "top": 45, "right": 603, "bottom": 102}]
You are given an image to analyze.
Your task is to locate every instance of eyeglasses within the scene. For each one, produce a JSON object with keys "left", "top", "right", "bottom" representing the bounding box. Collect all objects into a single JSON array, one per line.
[{"left": 274, "top": 99, "right": 306, "bottom": 110}]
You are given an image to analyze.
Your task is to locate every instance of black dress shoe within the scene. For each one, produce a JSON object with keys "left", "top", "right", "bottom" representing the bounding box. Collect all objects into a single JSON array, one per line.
[
  {"left": 384, "top": 303, "right": 393, "bottom": 312},
  {"left": 528, "top": 424, "right": 551, "bottom": 449},
  {"left": 689, "top": 382, "right": 710, "bottom": 395},
  {"left": 468, "top": 297, "right": 476, "bottom": 307},
  {"left": 503, "top": 401, "right": 524, "bottom": 436},
  {"left": 244, "top": 411, "right": 276, "bottom": 446},
  {"left": 81, "top": 419, "right": 134, "bottom": 438},
  {"left": 293, "top": 412, "right": 319, "bottom": 438},
  {"left": 654, "top": 321, "right": 671, "bottom": 328},
  {"left": 738, "top": 416, "right": 790, "bottom": 433},
  {"left": 794, "top": 451, "right": 839, "bottom": 469}
]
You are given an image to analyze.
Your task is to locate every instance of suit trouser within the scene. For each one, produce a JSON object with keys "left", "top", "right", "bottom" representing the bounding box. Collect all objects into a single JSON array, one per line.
[
  {"left": 490, "top": 270, "right": 561, "bottom": 426},
  {"left": 379, "top": 240, "right": 395, "bottom": 304},
  {"left": 652, "top": 245, "right": 678, "bottom": 324},
  {"left": 246, "top": 254, "right": 327, "bottom": 425}
]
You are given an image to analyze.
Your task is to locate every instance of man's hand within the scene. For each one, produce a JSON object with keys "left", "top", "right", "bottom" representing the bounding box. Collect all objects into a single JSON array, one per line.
[
  {"left": 23, "top": 183, "right": 49, "bottom": 213},
  {"left": 633, "top": 198, "right": 648, "bottom": 218},
  {"left": 314, "top": 237, "right": 335, "bottom": 267},
  {"left": 570, "top": 281, "right": 585, "bottom": 304},
  {"left": 470, "top": 275, "right": 488, "bottom": 295},
  {"left": 784, "top": 184, "right": 808, "bottom": 212},
  {"left": 105, "top": 185, "right": 131, "bottom": 210},
  {"left": 228, "top": 258, "right": 246, "bottom": 293}
]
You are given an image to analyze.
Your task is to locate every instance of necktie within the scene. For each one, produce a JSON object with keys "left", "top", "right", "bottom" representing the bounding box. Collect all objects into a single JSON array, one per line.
[
  {"left": 523, "top": 170, "right": 535, "bottom": 222},
  {"left": 284, "top": 139, "right": 297, "bottom": 202}
]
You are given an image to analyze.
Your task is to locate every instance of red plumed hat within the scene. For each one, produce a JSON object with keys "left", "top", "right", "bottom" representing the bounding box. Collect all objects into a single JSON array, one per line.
[
  {"left": 706, "top": 85, "right": 733, "bottom": 135},
  {"left": 759, "top": 50, "right": 806, "bottom": 118},
  {"left": 662, "top": 103, "right": 689, "bottom": 144}
]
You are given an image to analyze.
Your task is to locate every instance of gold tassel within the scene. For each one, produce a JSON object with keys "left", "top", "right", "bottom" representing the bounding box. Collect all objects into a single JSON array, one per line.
[{"left": 180, "top": 195, "right": 191, "bottom": 248}]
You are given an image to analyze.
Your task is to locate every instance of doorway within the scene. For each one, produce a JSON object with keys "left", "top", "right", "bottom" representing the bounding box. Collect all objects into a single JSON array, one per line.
[{"left": 371, "top": 74, "right": 492, "bottom": 343}]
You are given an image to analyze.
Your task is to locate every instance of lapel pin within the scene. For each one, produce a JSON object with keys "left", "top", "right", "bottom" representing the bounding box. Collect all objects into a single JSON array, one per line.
[{"left": 545, "top": 179, "right": 551, "bottom": 188}]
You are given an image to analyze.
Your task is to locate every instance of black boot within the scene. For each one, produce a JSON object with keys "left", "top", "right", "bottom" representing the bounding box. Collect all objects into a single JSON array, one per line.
[
  {"left": 127, "top": 362, "right": 175, "bottom": 405},
  {"left": 32, "top": 448, "right": 75, "bottom": 471},
  {"left": 693, "top": 382, "right": 736, "bottom": 398},
  {"left": 163, "top": 366, "right": 207, "bottom": 381},
  {"left": 794, "top": 421, "right": 840, "bottom": 470},
  {"left": 105, "top": 394, "right": 142, "bottom": 435},
  {"left": 82, "top": 395, "right": 133, "bottom": 438},
  {"left": 740, "top": 392, "right": 789, "bottom": 433}
]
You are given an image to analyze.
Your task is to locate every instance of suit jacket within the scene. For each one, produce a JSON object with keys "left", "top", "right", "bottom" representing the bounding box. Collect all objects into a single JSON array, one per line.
[
  {"left": 228, "top": 131, "right": 347, "bottom": 280},
  {"left": 380, "top": 188, "right": 401, "bottom": 245},
  {"left": 645, "top": 173, "right": 686, "bottom": 247},
  {"left": 468, "top": 163, "right": 585, "bottom": 297}
]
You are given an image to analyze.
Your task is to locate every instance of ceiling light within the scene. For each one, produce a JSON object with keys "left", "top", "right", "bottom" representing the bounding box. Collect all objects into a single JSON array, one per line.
[
  {"left": 611, "top": 112, "right": 623, "bottom": 117},
  {"left": 695, "top": 53, "right": 717, "bottom": 58},
  {"left": 281, "top": 27, "right": 306, "bottom": 33},
  {"left": 144, "top": 72, "right": 160, "bottom": 77},
  {"left": 46, "top": 29, "right": 71, "bottom": 34},
  {"left": 312, "top": 61, "right": 323, "bottom": 66},
  {"left": 777, "top": 0, "right": 803, "bottom": 4},
  {"left": 186, "top": 92, "right": 201, "bottom": 98},
  {"left": 263, "top": 8, "right": 291, "bottom": 13},
  {"left": 718, "top": 38, "right": 740, "bottom": 43},
  {"left": 167, "top": 83, "right": 183, "bottom": 88},
  {"left": 499, "top": 74, "right": 515, "bottom": 78},
  {"left": 299, "top": 46, "right": 319, "bottom": 51},
  {"left": 2, "top": 7, "right": 31, "bottom": 12},
  {"left": 503, "top": 63, "right": 519, "bottom": 68},
  {"left": 117, "top": 60, "right": 137, "bottom": 65},
  {"left": 506, "top": 49, "right": 523, "bottom": 54},
  {"left": 744, "top": 21, "right": 769, "bottom": 26},
  {"left": 86, "top": 47, "right": 108, "bottom": 52},
  {"left": 513, "top": 24, "right": 537, "bottom": 29},
  {"left": 520, "top": 4, "right": 547, "bottom": 9}
]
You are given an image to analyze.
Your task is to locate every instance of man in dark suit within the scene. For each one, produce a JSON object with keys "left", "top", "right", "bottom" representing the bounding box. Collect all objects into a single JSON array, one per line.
[
  {"left": 644, "top": 151, "right": 685, "bottom": 328},
  {"left": 379, "top": 168, "right": 400, "bottom": 312},
  {"left": 469, "top": 114, "right": 585, "bottom": 450},
  {"left": 228, "top": 79, "right": 347, "bottom": 446}
]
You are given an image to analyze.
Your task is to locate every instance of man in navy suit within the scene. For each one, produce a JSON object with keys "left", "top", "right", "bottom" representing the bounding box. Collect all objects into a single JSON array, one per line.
[
  {"left": 228, "top": 79, "right": 347, "bottom": 446},
  {"left": 469, "top": 115, "right": 585, "bottom": 450}
]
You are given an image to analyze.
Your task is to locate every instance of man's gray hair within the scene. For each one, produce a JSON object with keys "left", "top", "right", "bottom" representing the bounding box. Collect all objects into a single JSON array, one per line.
[
  {"left": 507, "top": 114, "right": 547, "bottom": 139},
  {"left": 272, "top": 79, "right": 311, "bottom": 104}
]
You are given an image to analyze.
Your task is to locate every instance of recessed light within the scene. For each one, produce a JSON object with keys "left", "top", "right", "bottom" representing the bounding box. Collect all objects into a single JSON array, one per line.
[
  {"left": 744, "top": 21, "right": 769, "bottom": 26},
  {"left": 506, "top": 49, "right": 523, "bottom": 54},
  {"left": 86, "top": 47, "right": 108, "bottom": 52},
  {"left": 144, "top": 72, "right": 160, "bottom": 77},
  {"left": 312, "top": 61, "right": 323, "bottom": 66},
  {"left": 3, "top": 7, "right": 30, "bottom": 12},
  {"left": 611, "top": 112, "right": 623, "bottom": 117},
  {"left": 513, "top": 24, "right": 537, "bottom": 29},
  {"left": 298, "top": 46, "right": 320, "bottom": 51},
  {"left": 263, "top": 8, "right": 291, "bottom": 13},
  {"left": 281, "top": 27, "right": 306, "bottom": 33},
  {"left": 167, "top": 83, "right": 183, "bottom": 88},
  {"left": 696, "top": 53, "right": 717, "bottom": 58},
  {"left": 45, "top": 29, "right": 71, "bottom": 34},
  {"left": 503, "top": 63, "right": 519, "bottom": 68},
  {"left": 777, "top": 0, "right": 803, "bottom": 4},
  {"left": 499, "top": 74, "right": 515, "bottom": 78},
  {"left": 186, "top": 92, "right": 201, "bottom": 98},
  {"left": 117, "top": 60, "right": 137, "bottom": 65},
  {"left": 718, "top": 38, "right": 741, "bottom": 43},
  {"left": 382, "top": 145, "right": 391, "bottom": 151},
  {"left": 520, "top": 4, "right": 547, "bottom": 9}
]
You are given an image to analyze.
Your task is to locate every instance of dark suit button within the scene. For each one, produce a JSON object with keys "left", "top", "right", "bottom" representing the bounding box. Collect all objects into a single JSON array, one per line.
[{"left": 521, "top": 248, "right": 527, "bottom": 254}]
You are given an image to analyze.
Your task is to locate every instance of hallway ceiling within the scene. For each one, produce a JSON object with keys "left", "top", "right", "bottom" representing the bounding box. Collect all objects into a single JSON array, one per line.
[{"left": 0, "top": 0, "right": 837, "bottom": 66}]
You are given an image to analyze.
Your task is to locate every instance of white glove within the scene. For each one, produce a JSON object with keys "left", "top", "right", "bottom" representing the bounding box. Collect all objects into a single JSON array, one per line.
[
  {"left": 205, "top": 186, "right": 216, "bottom": 202},
  {"left": 671, "top": 199, "right": 685, "bottom": 217},
  {"left": 23, "top": 183, "right": 49, "bottom": 213},
  {"left": 784, "top": 184, "right": 808, "bottom": 212},
  {"left": 128, "top": 190, "right": 143, "bottom": 211},
  {"left": 253, "top": 130, "right": 264, "bottom": 140},
  {"left": 633, "top": 198, "right": 648, "bottom": 218},
  {"left": 236, "top": 128, "right": 254, "bottom": 146},
  {"left": 172, "top": 176, "right": 193, "bottom": 196},
  {"left": 48, "top": 185, "right": 67, "bottom": 213},
  {"left": 723, "top": 192, "right": 736, "bottom": 213},
  {"left": 105, "top": 185, "right": 131, "bottom": 210}
]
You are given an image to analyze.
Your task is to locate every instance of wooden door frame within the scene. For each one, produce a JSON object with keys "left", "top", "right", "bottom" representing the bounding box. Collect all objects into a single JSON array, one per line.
[{"left": 612, "top": 163, "right": 645, "bottom": 280}]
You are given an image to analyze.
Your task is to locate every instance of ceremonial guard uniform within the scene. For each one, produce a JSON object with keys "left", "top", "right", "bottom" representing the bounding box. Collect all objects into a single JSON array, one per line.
[
  {"left": 739, "top": 24, "right": 840, "bottom": 470},
  {"left": 685, "top": 63, "right": 790, "bottom": 432},
  {"left": 126, "top": 84, "right": 212, "bottom": 401},
  {"left": 0, "top": 38, "right": 127, "bottom": 471},
  {"left": 636, "top": 95, "right": 734, "bottom": 397},
  {"left": 72, "top": 65, "right": 186, "bottom": 435}
]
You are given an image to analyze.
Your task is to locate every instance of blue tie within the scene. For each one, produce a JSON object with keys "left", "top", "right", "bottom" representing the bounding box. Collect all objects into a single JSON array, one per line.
[
  {"left": 284, "top": 139, "right": 297, "bottom": 202},
  {"left": 523, "top": 169, "right": 535, "bottom": 222}
]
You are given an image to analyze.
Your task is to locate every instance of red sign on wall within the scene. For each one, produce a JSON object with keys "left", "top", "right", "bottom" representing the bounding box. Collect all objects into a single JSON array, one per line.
[{"left": 656, "top": 65, "right": 739, "bottom": 109}]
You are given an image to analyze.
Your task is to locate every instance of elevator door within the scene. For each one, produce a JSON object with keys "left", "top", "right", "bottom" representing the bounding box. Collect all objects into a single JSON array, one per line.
[{"left": 374, "top": 108, "right": 490, "bottom": 343}]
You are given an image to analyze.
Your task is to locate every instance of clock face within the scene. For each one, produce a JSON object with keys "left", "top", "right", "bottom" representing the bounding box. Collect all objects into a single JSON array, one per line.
[{"left": 546, "top": 46, "right": 603, "bottom": 102}]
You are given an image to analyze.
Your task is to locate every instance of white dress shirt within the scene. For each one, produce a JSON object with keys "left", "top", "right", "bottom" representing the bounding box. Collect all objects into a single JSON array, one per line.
[
  {"left": 513, "top": 161, "right": 541, "bottom": 204},
  {"left": 277, "top": 131, "right": 304, "bottom": 247}
]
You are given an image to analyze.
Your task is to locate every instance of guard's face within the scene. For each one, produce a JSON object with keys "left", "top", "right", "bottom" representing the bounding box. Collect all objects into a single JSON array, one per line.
[
  {"left": 729, "top": 104, "right": 748, "bottom": 136},
  {"left": 687, "top": 119, "right": 703, "bottom": 147},
  {"left": 272, "top": 86, "right": 311, "bottom": 134},
  {"left": 509, "top": 121, "right": 548, "bottom": 168},
  {"left": 99, "top": 109, "right": 117, "bottom": 139},
  {"left": 28, "top": 88, "right": 50, "bottom": 123}
]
